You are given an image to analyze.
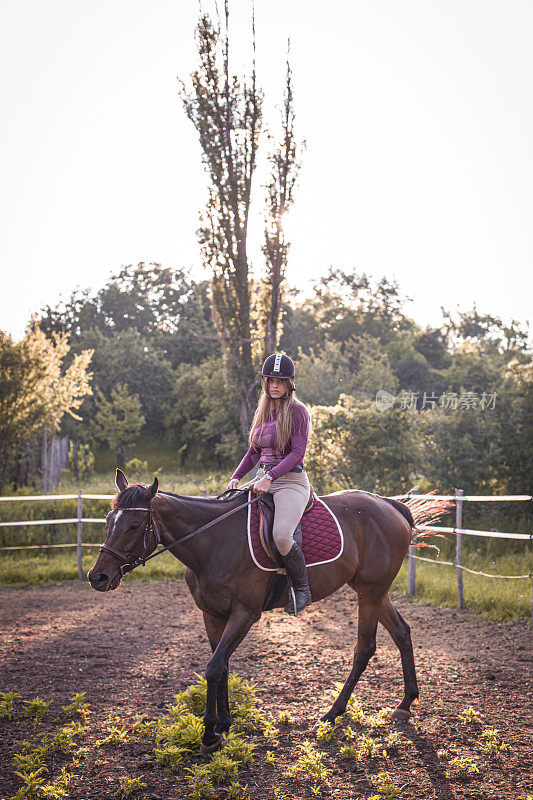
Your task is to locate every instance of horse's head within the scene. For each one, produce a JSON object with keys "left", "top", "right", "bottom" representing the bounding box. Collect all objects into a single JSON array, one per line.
[{"left": 88, "top": 468, "right": 159, "bottom": 592}]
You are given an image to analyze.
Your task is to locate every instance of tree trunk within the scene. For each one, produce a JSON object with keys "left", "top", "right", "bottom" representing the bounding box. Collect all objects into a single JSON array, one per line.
[
  {"left": 14, "top": 443, "right": 31, "bottom": 489},
  {"left": 116, "top": 443, "right": 125, "bottom": 468},
  {"left": 72, "top": 440, "right": 79, "bottom": 482},
  {"left": 49, "top": 436, "right": 61, "bottom": 489},
  {"left": 42, "top": 427, "right": 49, "bottom": 492},
  {"left": 59, "top": 436, "right": 69, "bottom": 470},
  {"left": 239, "top": 373, "right": 258, "bottom": 437}
]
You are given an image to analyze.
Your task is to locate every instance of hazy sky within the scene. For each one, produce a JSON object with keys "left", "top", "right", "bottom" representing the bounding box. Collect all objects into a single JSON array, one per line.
[{"left": 1, "top": 0, "right": 532, "bottom": 342}]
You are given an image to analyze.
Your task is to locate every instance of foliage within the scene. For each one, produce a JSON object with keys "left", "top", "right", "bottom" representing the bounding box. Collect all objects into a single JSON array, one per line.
[
  {"left": 0, "top": 326, "right": 93, "bottom": 488},
  {"left": 117, "top": 775, "right": 146, "bottom": 797},
  {"left": 96, "top": 726, "right": 134, "bottom": 747},
  {"left": 368, "top": 771, "right": 400, "bottom": 799},
  {"left": 306, "top": 394, "right": 417, "bottom": 494},
  {"left": 165, "top": 357, "right": 244, "bottom": 465},
  {"left": 445, "top": 753, "right": 480, "bottom": 779},
  {"left": 23, "top": 697, "right": 53, "bottom": 722},
  {"left": 356, "top": 734, "right": 380, "bottom": 760},
  {"left": 92, "top": 384, "right": 145, "bottom": 466},
  {"left": 315, "top": 721, "right": 336, "bottom": 743},
  {"left": 68, "top": 441, "right": 94, "bottom": 481},
  {"left": 413, "top": 402, "right": 501, "bottom": 494},
  {"left": 61, "top": 693, "right": 90, "bottom": 722},
  {"left": 285, "top": 739, "right": 331, "bottom": 790},
  {"left": 82, "top": 328, "right": 175, "bottom": 433},
  {"left": 278, "top": 710, "right": 294, "bottom": 725},
  {"left": 0, "top": 690, "right": 22, "bottom": 720},
  {"left": 39, "top": 262, "right": 217, "bottom": 351},
  {"left": 458, "top": 706, "right": 482, "bottom": 725}
]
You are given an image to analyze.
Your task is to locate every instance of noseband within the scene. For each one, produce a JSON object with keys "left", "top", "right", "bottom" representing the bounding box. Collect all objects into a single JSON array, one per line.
[{"left": 99, "top": 500, "right": 161, "bottom": 578}]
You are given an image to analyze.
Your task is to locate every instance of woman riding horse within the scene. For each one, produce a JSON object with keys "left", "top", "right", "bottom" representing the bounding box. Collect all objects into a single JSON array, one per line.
[{"left": 227, "top": 353, "right": 312, "bottom": 615}]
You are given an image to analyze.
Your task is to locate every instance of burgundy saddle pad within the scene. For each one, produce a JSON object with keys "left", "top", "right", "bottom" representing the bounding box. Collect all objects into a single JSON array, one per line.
[{"left": 247, "top": 494, "right": 344, "bottom": 571}]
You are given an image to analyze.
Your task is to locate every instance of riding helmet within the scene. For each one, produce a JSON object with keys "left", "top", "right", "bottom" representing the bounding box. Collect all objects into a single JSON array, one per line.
[{"left": 261, "top": 353, "right": 295, "bottom": 380}]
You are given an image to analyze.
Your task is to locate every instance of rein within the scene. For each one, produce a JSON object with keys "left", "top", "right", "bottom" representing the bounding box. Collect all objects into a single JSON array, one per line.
[{"left": 100, "top": 489, "right": 260, "bottom": 580}]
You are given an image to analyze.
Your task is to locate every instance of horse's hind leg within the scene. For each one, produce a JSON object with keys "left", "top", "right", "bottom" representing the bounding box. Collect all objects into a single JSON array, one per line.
[
  {"left": 321, "top": 592, "right": 380, "bottom": 724},
  {"left": 378, "top": 595, "right": 419, "bottom": 721}
]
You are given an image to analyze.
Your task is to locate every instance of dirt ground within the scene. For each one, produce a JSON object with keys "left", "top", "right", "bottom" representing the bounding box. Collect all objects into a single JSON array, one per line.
[{"left": 0, "top": 579, "right": 531, "bottom": 800}]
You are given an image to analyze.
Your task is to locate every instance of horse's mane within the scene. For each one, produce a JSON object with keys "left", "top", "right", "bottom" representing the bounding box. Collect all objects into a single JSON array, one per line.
[
  {"left": 112, "top": 484, "right": 244, "bottom": 509},
  {"left": 112, "top": 484, "right": 151, "bottom": 509},
  {"left": 159, "top": 490, "right": 244, "bottom": 505}
]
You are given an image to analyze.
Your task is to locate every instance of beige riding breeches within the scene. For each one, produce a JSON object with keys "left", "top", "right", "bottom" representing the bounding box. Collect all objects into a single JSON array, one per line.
[{"left": 255, "top": 466, "right": 311, "bottom": 556}]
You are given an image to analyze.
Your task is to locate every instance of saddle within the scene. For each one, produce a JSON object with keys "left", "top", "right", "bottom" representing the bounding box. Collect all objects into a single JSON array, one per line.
[
  {"left": 257, "top": 484, "right": 315, "bottom": 612},
  {"left": 257, "top": 483, "right": 315, "bottom": 568}
]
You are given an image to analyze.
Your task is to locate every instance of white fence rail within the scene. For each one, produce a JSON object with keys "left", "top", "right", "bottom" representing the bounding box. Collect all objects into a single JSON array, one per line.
[{"left": 0, "top": 490, "right": 531, "bottom": 610}]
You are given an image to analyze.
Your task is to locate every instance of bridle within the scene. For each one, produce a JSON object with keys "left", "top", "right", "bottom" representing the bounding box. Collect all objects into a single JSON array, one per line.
[
  {"left": 99, "top": 499, "right": 161, "bottom": 578},
  {"left": 98, "top": 490, "right": 261, "bottom": 582}
]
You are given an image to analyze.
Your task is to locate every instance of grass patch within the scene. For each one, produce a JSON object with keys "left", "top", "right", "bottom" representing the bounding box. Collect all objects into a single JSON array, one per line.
[
  {"left": 391, "top": 551, "right": 532, "bottom": 623},
  {"left": 0, "top": 549, "right": 185, "bottom": 586}
]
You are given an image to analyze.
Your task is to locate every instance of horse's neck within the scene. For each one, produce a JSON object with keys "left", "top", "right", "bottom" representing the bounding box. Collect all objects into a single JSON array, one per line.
[{"left": 155, "top": 496, "right": 242, "bottom": 571}]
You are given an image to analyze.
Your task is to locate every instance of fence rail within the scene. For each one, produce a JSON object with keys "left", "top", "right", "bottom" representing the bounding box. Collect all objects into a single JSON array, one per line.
[{"left": 0, "top": 490, "right": 531, "bottom": 617}]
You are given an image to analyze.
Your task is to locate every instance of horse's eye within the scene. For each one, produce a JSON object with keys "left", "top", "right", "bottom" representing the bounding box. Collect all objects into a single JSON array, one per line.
[{"left": 128, "top": 523, "right": 137, "bottom": 531}]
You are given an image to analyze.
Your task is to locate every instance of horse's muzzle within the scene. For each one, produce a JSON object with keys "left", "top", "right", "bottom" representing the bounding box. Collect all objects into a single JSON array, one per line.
[{"left": 88, "top": 570, "right": 120, "bottom": 592}]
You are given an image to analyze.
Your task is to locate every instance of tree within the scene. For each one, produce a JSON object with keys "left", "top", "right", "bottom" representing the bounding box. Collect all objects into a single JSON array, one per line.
[
  {"left": 38, "top": 262, "right": 218, "bottom": 363},
  {"left": 165, "top": 356, "right": 243, "bottom": 467},
  {"left": 413, "top": 403, "right": 501, "bottom": 494},
  {"left": 180, "top": 9, "right": 261, "bottom": 435},
  {"left": 441, "top": 305, "right": 530, "bottom": 357},
  {"left": 0, "top": 327, "right": 93, "bottom": 489},
  {"left": 491, "top": 358, "right": 533, "bottom": 494},
  {"left": 260, "top": 60, "right": 301, "bottom": 355},
  {"left": 92, "top": 383, "right": 145, "bottom": 466},
  {"left": 180, "top": 5, "right": 301, "bottom": 434},
  {"left": 81, "top": 328, "right": 175, "bottom": 433},
  {"left": 305, "top": 394, "right": 417, "bottom": 495}
]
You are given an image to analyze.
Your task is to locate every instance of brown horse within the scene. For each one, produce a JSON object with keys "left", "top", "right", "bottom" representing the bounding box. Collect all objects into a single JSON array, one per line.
[{"left": 89, "top": 469, "right": 431, "bottom": 753}]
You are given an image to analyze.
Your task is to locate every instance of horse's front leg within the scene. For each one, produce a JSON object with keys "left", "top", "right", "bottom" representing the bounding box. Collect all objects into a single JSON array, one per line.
[
  {"left": 201, "top": 605, "right": 258, "bottom": 754},
  {"left": 203, "top": 612, "right": 232, "bottom": 735}
]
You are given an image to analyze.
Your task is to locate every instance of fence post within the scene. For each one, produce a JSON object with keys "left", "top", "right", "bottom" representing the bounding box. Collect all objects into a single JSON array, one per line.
[
  {"left": 455, "top": 488, "right": 464, "bottom": 608},
  {"left": 76, "top": 490, "right": 84, "bottom": 580},
  {"left": 407, "top": 490, "right": 417, "bottom": 596}
]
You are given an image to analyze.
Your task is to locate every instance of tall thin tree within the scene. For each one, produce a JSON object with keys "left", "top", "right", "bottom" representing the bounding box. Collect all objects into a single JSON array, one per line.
[
  {"left": 180, "top": 4, "right": 301, "bottom": 435},
  {"left": 180, "top": 4, "right": 262, "bottom": 435},
  {"left": 261, "top": 56, "right": 301, "bottom": 356}
]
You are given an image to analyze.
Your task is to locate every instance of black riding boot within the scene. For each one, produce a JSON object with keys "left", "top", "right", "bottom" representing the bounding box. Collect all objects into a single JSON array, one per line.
[{"left": 281, "top": 542, "right": 312, "bottom": 615}]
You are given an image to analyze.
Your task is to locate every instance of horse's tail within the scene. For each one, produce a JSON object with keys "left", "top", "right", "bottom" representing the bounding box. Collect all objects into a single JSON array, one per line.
[
  {"left": 382, "top": 497, "right": 416, "bottom": 528},
  {"left": 383, "top": 488, "right": 455, "bottom": 550}
]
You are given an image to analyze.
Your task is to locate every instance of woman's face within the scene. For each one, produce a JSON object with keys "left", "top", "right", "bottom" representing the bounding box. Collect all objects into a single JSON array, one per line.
[{"left": 267, "top": 377, "right": 288, "bottom": 400}]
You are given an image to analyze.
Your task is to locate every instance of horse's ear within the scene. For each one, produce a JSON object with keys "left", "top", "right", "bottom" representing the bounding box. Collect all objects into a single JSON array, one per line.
[
  {"left": 148, "top": 477, "right": 158, "bottom": 500},
  {"left": 116, "top": 469, "right": 128, "bottom": 492}
]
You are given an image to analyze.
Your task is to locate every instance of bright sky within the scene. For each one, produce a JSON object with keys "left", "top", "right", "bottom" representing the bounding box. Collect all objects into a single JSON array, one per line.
[{"left": 1, "top": 0, "right": 532, "bottom": 342}]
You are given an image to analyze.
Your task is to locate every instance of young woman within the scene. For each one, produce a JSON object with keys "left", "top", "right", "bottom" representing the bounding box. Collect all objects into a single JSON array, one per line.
[{"left": 227, "top": 353, "right": 312, "bottom": 614}]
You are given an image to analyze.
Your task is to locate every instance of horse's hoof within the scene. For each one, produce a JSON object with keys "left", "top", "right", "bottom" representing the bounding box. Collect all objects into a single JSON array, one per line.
[
  {"left": 200, "top": 735, "right": 222, "bottom": 755},
  {"left": 391, "top": 708, "right": 411, "bottom": 723}
]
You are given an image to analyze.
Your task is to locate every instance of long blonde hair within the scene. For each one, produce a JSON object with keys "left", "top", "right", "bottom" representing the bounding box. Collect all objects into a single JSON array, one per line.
[{"left": 249, "top": 377, "right": 308, "bottom": 453}]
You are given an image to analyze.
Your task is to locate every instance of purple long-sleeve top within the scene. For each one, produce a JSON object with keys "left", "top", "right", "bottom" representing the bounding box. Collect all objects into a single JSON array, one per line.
[{"left": 231, "top": 401, "right": 310, "bottom": 482}]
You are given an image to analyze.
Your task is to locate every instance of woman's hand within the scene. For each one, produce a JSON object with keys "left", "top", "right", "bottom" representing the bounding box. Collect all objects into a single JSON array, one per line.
[
  {"left": 227, "top": 479, "right": 239, "bottom": 491},
  {"left": 252, "top": 475, "right": 272, "bottom": 495}
]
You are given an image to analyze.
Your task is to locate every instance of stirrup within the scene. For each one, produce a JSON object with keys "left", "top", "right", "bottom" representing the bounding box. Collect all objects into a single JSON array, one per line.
[{"left": 284, "top": 586, "right": 311, "bottom": 616}]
